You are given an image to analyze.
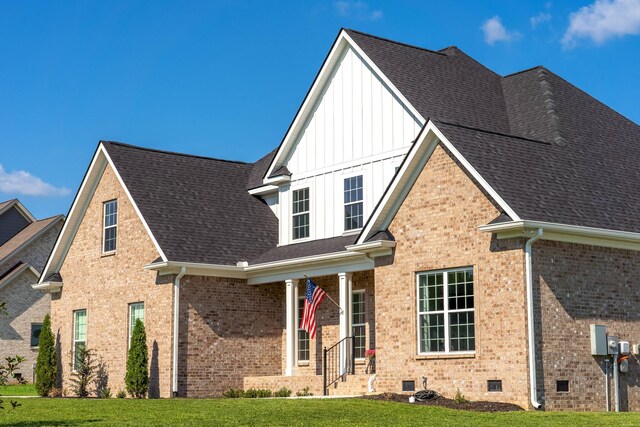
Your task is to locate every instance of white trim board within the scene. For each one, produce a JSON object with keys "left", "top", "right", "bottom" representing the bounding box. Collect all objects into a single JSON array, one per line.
[{"left": 39, "top": 143, "right": 167, "bottom": 283}]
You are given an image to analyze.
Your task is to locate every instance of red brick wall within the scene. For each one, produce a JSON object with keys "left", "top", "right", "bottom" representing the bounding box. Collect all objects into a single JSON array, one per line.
[
  {"left": 177, "top": 276, "right": 284, "bottom": 397},
  {"left": 374, "top": 144, "right": 530, "bottom": 407},
  {"left": 535, "top": 240, "right": 640, "bottom": 411}
]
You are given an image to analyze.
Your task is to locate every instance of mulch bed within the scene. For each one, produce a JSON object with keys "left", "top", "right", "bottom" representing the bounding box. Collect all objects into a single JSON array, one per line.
[{"left": 362, "top": 392, "right": 524, "bottom": 412}]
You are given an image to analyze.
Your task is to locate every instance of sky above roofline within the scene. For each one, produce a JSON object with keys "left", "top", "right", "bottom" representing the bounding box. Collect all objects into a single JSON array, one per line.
[{"left": 1, "top": 0, "right": 639, "bottom": 218}]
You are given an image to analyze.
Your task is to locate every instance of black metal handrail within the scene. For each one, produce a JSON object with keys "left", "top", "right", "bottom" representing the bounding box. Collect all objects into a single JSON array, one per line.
[{"left": 323, "top": 336, "right": 355, "bottom": 396}]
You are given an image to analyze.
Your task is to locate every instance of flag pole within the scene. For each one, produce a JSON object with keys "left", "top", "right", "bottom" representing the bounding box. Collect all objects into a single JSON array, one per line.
[{"left": 304, "top": 275, "right": 344, "bottom": 314}]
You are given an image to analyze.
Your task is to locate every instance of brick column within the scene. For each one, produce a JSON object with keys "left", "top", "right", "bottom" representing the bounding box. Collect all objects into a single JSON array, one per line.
[{"left": 285, "top": 279, "right": 298, "bottom": 376}]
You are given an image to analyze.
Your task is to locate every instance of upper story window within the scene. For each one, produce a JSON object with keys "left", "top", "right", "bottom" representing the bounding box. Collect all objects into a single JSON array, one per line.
[
  {"left": 417, "top": 267, "right": 475, "bottom": 354},
  {"left": 103, "top": 200, "right": 117, "bottom": 253},
  {"left": 344, "top": 175, "right": 363, "bottom": 231},
  {"left": 292, "top": 188, "right": 310, "bottom": 240}
]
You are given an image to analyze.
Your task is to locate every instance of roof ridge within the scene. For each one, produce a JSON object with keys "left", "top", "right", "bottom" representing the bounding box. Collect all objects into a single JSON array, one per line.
[
  {"left": 36, "top": 214, "right": 64, "bottom": 223},
  {"left": 535, "top": 68, "right": 568, "bottom": 147},
  {"left": 344, "top": 28, "right": 447, "bottom": 57},
  {"left": 437, "top": 120, "right": 551, "bottom": 145},
  {"left": 100, "top": 140, "right": 250, "bottom": 165},
  {"left": 503, "top": 65, "right": 543, "bottom": 79}
]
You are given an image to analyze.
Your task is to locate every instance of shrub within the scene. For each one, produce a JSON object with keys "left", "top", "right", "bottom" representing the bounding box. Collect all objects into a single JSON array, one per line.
[
  {"left": 48, "top": 387, "right": 63, "bottom": 398},
  {"left": 296, "top": 386, "right": 313, "bottom": 397},
  {"left": 454, "top": 388, "right": 467, "bottom": 404},
  {"left": 223, "top": 388, "right": 244, "bottom": 398},
  {"left": 243, "top": 388, "right": 272, "bottom": 398},
  {"left": 69, "top": 346, "right": 97, "bottom": 398},
  {"left": 116, "top": 390, "right": 126, "bottom": 399},
  {"left": 0, "top": 356, "right": 26, "bottom": 386},
  {"left": 274, "top": 387, "right": 292, "bottom": 397},
  {"left": 35, "top": 314, "right": 57, "bottom": 397},
  {"left": 125, "top": 319, "right": 149, "bottom": 399},
  {"left": 100, "top": 387, "right": 112, "bottom": 399}
]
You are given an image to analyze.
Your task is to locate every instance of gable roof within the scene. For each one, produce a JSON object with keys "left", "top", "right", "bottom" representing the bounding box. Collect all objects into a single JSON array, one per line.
[
  {"left": 0, "top": 215, "right": 64, "bottom": 277},
  {"left": 0, "top": 199, "right": 36, "bottom": 222},
  {"left": 102, "top": 142, "right": 279, "bottom": 265}
]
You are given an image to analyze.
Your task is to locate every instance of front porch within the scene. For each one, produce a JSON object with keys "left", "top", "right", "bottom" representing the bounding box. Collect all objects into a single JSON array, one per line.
[{"left": 247, "top": 270, "right": 376, "bottom": 396}]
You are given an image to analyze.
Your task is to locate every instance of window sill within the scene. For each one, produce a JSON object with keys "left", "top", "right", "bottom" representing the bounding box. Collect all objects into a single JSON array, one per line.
[
  {"left": 101, "top": 251, "right": 116, "bottom": 258},
  {"left": 30, "top": 346, "right": 39, "bottom": 350},
  {"left": 297, "top": 361, "right": 310, "bottom": 367},
  {"left": 342, "top": 229, "right": 362, "bottom": 236},
  {"left": 415, "top": 353, "right": 476, "bottom": 360},
  {"left": 355, "top": 358, "right": 366, "bottom": 365}
]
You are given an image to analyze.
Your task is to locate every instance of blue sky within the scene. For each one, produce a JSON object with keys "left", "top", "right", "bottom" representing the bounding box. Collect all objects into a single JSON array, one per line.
[{"left": 1, "top": 0, "right": 639, "bottom": 218}]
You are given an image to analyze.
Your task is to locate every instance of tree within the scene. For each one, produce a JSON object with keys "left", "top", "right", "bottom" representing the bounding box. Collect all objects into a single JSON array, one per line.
[
  {"left": 69, "top": 346, "right": 97, "bottom": 398},
  {"left": 125, "top": 319, "right": 149, "bottom": 398},
  {"left": 35, "top": 314, "right": 57, "bottom": 397}
]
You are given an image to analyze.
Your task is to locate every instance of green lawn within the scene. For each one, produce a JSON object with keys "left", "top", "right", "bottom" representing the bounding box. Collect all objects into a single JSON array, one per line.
[
  {"left": 0, "top": 383, "right": 37, "bottom": 396},
  {"left": 0, "top": 398, "right": 638, "bottom": 426}
]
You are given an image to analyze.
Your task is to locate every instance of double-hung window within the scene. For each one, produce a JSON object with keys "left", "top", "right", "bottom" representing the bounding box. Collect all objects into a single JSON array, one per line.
[
  {"left": 297, "top": 297, "right": 309, "bottom": 362},
  {"left": 344, "top": 175, "right": 363, "bottom": 231},
  {"left": 103, "top": 200, "right": 118, "bottom": 253},
  {"left": 352, "top": 291, "right": 366, "bottom": 359},
  {"left": 73, "top": 309, "right": 87, "bottom": 370},
  {"left": 417, "top": 267, "right": 475, "bottom": 354},
  {"left": 292, "top": 188, "right": 310, "bottom": 240},
  {"left": 128, "top": 302, "right": 144, "bottom": 347}
]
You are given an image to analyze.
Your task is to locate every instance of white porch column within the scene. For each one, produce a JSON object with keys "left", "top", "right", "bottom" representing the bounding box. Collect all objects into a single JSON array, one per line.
[
  {"left": 285, "top": 278, "right": 298, "bottom": 377},
  {"left": 338, "top": 272, "right": 353, "bottom": 375}
]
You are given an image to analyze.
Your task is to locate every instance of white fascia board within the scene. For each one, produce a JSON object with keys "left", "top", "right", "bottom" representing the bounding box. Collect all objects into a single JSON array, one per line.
[
  {"left": 248, "top": 185, "right": 280, "bottom": 196},
  {"left": 31, "top": 281, "right": 63, "bottom": 293},
  {"left": 345, "top": 240, "right": 395, "bottom": 258},
  {"left": 357, "top": 121, "right": 522, "bottom": 244},
  {"left": 264, "top": 29, "right": 425, "bottom": 181},
  {"left": 101, "top": 145, "right": 167, "bottom": 262},
  {"left": 40, "top": 148, "right": 108, "bottom": 283},
  {"left": 143, "top": 260, "right": 246, "bottom": 279},
  {"left": 479, "top": 220, "right": 640, "bottom": 251}
]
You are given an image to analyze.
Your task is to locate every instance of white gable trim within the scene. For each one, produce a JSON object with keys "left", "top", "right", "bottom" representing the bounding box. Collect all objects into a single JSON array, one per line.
[
  {"left": 264, "top": 29, "right": 425, "bottom": 182},
  {"left": 40, "top": 144, "right": 167, "bottom": 283},
  {"left": 357, "top": 121, "right": 521, "bottom": 244}
]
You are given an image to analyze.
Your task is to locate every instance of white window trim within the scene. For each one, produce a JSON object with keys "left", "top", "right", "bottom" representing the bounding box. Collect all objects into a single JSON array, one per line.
[
  {"left": 73, "top": 309, "right": 87, "bottom": 371},
  {"left": 296, "top": 295, "right": 310, "bottom": 364},
  {"left": 128, "top": 302, "right": 144, "bottom": 349},
  {"left": 416, "top": 267, "right": 476, "bottom": 356},
  {"left": 352, "top": 289, "right": 366, "bottom": 360},
  {"left": 291, "top": 186, "right": 311, "bottom": 242},
  {"left": 102, "top": 199, "right": 117, "bottom": 254},
  {"left": 341, "top": 171, "right": 366, "bottom": 233}
]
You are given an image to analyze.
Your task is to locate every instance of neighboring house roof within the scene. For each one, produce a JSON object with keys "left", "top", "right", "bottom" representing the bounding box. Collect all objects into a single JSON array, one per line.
[
  {"left": 0, "top": 262, "right": 39, "bottom": 291},
  {"left": 0, "top": 198, "right": 37, "bottom": 222},
  {"left": 102, "top": 142, "right": 279, "bottom": 265},
  {"left": 0, "top": 215, "right": 64, "bottom": 277}
]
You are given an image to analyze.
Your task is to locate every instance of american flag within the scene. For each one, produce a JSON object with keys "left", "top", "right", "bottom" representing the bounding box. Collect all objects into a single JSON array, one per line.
[{"left": 300, "top": 278, "right": 326, "bottom": 339}]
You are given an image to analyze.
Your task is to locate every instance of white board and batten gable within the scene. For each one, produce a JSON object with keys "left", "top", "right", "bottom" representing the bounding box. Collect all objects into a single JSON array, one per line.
[{"left": 262, "top": 31, "right": 424, "bottom": 246}]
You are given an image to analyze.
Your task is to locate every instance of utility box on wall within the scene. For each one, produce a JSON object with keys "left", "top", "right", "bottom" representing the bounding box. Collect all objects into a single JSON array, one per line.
[{"left": 590, "top": 324, "right": 607, "bottom": 355}]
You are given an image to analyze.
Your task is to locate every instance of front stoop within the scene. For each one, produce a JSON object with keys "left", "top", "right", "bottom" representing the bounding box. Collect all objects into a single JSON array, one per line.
[{"left": 244, "top": 374, "right": 374, "bottom": 397}]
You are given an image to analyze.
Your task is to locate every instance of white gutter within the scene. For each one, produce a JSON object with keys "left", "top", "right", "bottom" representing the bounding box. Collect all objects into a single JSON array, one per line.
[
  {"left": 525, "top": 228, "right": 543, "bottom": 409},
  {"left": 172, "top": 266, "right": 186, "bottom": 397},
  {"left": 479, "top": 220, "right": 640, "bottom": 243}
]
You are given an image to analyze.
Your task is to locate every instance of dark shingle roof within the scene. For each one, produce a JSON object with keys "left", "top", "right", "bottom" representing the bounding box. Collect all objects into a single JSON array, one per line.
[
  {"left": 247, "top": 148, "right": 278, "bottom": 190},
  {"left": 251, "top": 235, "right": 357, "bottom": 264},
  {"left": 102, "top": 142, "right": 278, "bottom": 265},
  {"left": 347, "top": 30, "right": 640, "bottom": 233}
]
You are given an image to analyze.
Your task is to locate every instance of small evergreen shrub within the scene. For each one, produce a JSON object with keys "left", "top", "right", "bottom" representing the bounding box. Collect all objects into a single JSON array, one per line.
[
  {"left": 274, "top": 387, "right": 292, "bottom": 397},
  {"left": 100, "top": 387, "right": 112, "bottom": 399},
  {"left": 243, "top": 388, "right": 272, "bottom": 398},
  {"left": 454, "top": 388, "right": 467, "bottom": 404},
  {"left": 223, "top": 388, "right": 244, "bottom": 398},
  {"left": 35, "top": 314, "right": 57, "bottom": 397},
  {"left": 69, "top": 347, "right": 97, "bottom": 397},
  {"left": 125, "top": 319, "right": 149, "bottom": 399},
  {"left": 116, "top": 390, "right": 126, "bottom": 399},
  {"left": 296, "top": 386, "right": 313, "bottom": 397}
]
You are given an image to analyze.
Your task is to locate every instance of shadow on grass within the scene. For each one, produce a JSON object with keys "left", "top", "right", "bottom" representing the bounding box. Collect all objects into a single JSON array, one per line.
[{"left": 4, "top": 420, "right": 102, "bottom": 426}]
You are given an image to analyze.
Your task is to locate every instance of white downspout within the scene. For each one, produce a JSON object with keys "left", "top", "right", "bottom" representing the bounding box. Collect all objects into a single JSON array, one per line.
[
  {"left": 525, "top": 228, "right": 543, "bottom": 409},
  {"left": 172, "top": 266, "right": 187, "bottom": 397}
]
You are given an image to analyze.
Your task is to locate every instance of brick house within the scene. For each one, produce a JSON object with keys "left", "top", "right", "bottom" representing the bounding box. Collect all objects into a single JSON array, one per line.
[
  {"left": 34, "top": 29, "right": 640, "bottom": 410},
  {"left": 0, "top": 199, "right": 64, "bottom": 380}
]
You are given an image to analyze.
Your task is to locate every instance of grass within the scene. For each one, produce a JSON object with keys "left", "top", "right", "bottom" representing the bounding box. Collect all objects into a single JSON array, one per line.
[
  {"left": 0, "top": 398, "right": 639, "bottom": 426},
  {"left": 0, "top": 383, "right": 37, "bottom": 396}
]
